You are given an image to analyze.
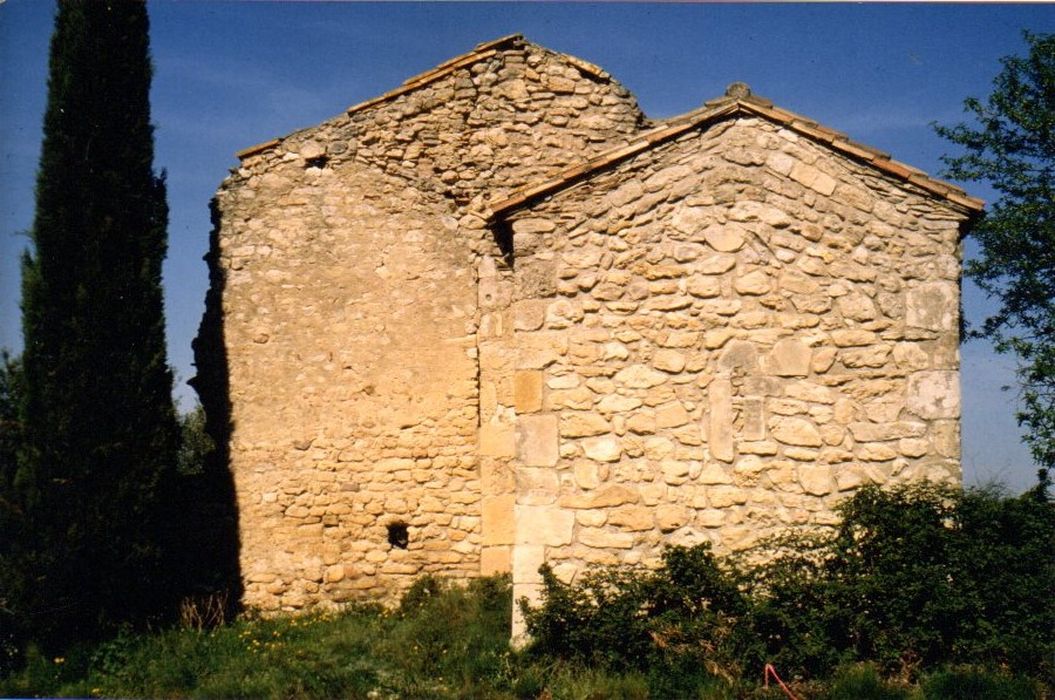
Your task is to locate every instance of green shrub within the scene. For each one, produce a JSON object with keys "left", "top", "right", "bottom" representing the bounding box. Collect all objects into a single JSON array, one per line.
[
  {"left": 922, "top": 666, "right": 1042, "bottom": 700},
  {"left": 748, "top": 483, "right": 1054, "bottom": 682},
  {"left": 521, "top": 543, "right": 746, "bottom": 690}
]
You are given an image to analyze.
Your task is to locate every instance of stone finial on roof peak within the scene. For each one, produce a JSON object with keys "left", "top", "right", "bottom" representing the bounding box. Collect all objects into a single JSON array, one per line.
[{"left": 725, "top": 82, "right": 752, "bottom": 99}]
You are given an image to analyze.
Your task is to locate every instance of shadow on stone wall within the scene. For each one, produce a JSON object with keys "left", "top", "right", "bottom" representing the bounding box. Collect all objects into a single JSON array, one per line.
[{"left": 184, "top": 198, "right": 242, "bottom": 619}]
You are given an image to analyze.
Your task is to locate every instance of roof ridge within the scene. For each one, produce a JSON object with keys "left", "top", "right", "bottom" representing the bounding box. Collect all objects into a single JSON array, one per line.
[{"left": 486, "top": 91, "right": 983, "bottom": 220}]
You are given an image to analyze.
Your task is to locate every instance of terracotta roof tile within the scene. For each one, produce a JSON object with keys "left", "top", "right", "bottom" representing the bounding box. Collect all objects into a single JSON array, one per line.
[
  {"left": 235, "top": 139, "right": 281, "bottom": 160},
  {"left": 488, "top": 91, "right": 983, "bottom": 220}
]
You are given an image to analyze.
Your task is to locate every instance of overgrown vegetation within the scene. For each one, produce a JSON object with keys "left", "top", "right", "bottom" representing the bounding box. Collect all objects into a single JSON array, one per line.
[
  {"left": 525, "top": 482, "right": 1053, "bottom": 693},
  {"left": 2, "top": 483, "right": 1050, "bottom": 698},
  {"left": 936, "top": 31, "right": 1055, "bottom": 476}
]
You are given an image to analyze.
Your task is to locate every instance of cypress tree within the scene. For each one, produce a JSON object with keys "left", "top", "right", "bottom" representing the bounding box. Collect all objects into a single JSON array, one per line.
[{"left": 18, "top": 0, "right": 179, "bottom": 644}]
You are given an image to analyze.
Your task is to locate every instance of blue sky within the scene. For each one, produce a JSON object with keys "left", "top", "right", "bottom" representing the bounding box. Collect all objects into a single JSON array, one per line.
[{"left": 1, "top": 2, "right": 1052, "bottom": 492}]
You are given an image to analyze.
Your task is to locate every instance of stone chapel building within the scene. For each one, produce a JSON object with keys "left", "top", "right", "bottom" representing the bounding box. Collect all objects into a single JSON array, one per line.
[{"left": 192, "top": 35, "right": 982, "bottom": 628}]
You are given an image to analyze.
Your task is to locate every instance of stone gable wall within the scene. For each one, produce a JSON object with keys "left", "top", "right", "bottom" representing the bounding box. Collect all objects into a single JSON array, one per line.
[
  {"left": 200, "top": 39, "right": 971, "bottom": 617},
  {"left": 202, "top": 40, "right": 649, "bottom": 610},
  {"left": 496, "top": 117, "right": 966, "bottom": 628}
]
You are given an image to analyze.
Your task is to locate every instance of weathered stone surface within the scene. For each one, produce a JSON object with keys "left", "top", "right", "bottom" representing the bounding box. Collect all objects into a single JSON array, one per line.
[
  {"left": 907, "top": 371, "right": 960, "bottom": 419},
  {"left": 514, "top": 370, "right": 544, "bottom": 413},
  {"left": 771, "top": 417, "right": 823, "bottom": 447},
  {"left": 214, "top": 38, "right": 971, "bottom": 614},
  {"left": 516, "top": 505, "right": 575, "bottom": 546},
  {"left": 582, "top": 435, "right": 622, "bottom": 462},
  {"left": 768, "top": 338, "right": 812, "bottom": 377}
]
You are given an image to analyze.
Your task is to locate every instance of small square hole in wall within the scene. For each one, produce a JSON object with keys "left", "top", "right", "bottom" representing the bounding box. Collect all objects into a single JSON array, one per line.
[{"left": 387, "top": 522, "right": 409, "bottom": 549}]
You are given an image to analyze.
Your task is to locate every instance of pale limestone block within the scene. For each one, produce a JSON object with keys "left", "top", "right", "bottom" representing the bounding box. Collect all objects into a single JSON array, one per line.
[
  {"left": 608, "top": 505, "right": 654, "bottom": 531},
  {"left": 718, "top": 340, "right": 758, "bottom": 374},
  {"left": 820, "top": 424, "right": 846, "bottom": 446},
  {"left": 517, "top": 331, "right": 568, "bottom": 369},
  {"left": 899, "top": 437, "right": 929, "bottom": 458},
  {"left": 547, "top": 373, "right": 580, "bottom": 390},
  {"left": 742, "top": 397, "right": 766, "bottom": 440},
  {"left": 516, "top": 468, "right": 560, "bottom": 505},
  {"left": 785, "top": 381, "right": 835, "bottom": 404},
  {"left": 560, "top": 484, "right": 639, "bottom": 509},
  {"left": 697, "top": 254, "right": 737, "bottom": 275},
  {"left": 842, "top": 345, "right": 892, "bottom": 369},
  {"left": 583, "top": 435, "right": 622, "bottom": 462},
  {"left": 662, "top": 460, "right": 690, "bottom": 485},
  {"left": 697, "top": 509, "right": 725, "bottom": 528},
  {"left": 597, "top": 394, "right": 643, "bottom": 414},
  {"left": 518, "top": 414, "right": 559, "bottom": 467},
  {"left": 703, "top": 223, "right": 746, "bottom": 252},
  {"left": 656, "top": 505, "right": 693, "bottom": 532},
  {"left": 893, "top": 343, "right": 930, "bottom": 371},
  {"left": 768, "top": 338, "right": 812, "bottom": 377},
  {"left": 561, "top": 412, "right": 610, "bottom": 438},
  {"left": 831, "top": 329, "right": 876, "bottom": 347},
  {"left": 779, "top": 269, "right": 819, "bottom": 294},
  {"left": 798, "top": 463, "right": 833, "bottom": 496},
  {"left": 655, "top": 401, "right": 691, "bottom": 429},
  {"left": 615, "top": 364, "right": 668, "bottom": 388},
  {"left": 579, "top": 527, "right": 635, "bottom": 549},
  {"left": 740, "top": 440, "right": 779, "bottom": 455},
  {"left": 515, "top": 505, "right": 574, "bottom": 546},
  {"left": 573, "top": 461, "right": 603, "bottom": 489},
  {"left": 653, "top": 349, "right": 687, "bottom": 373},
  {"left": 480, "top": 546, "right": 511, "bottom": 575},
  {"left": 848, "top": 421, "right": 927, "bottom": 442},
  {"left": 811, "top": 347, "right": 837, "bottom": 374},
  {"left": 709, "top": 486, "right": 747, "bottom": 508},
  {"left": 789, "top": 162, "right": 837, "bottom": 195},
  {"left": 686, "top": 275, "right": 722, "bottom": 299},
  {"left": 627, "top": 411, "right": 657, "bottom": 435},
  {"left": 709, "top": 377, "right": 735, "bottom": 463},
  {"left": 547, "top": 386, "right": 594, "bottom": 410},
  {"left": 907, "top": 371, "right": 960, "bottom": 419},
  {"left": 479, "top": 423, "right": 516, "bottom": 458},
  {"left": 906, "top": 282, "right": 957, "bottom": 331},
  {"left": 771, "top": 416, "right": 823, "bottom": 447},
  {"left": 700, "top": 330, "right": 733, "bottom": 353},
  {"left": 837, "top": 293, "right": 877, "bottom": 322},
  {"left": 735, "top": 269, "right": 771, "bottom": 295},
  {"left": 931, "top": 420, "right": 960, "bottom": 458},
  {"left": 603, "top": 342, "right": 630, "bottom": 360},
  {"left": 513, "top": 370, "right": 543, "bottom": 413},
  {"left": 512, "top": 544, "right": 546, "bottom": 584},
  {"left": 643, "top": 436, "right": 676, "bottom": 460},
  {"left": 577, "top": 509, "right": 607, "bottom": 527},
  {"left": 835, "top": 467, "right": 868, "bottom": 492},
  {"left": 856, "top": 444, "right": 898, "bottom": 462},
  {"left": 671, "top": 204, "right": 707, "bottom": 234},
  {"left": 609, "top": 179, "right": 644, "bottom": 208},
  {"left": 482, "top": 495, "right": 515, "bottom": 546}
]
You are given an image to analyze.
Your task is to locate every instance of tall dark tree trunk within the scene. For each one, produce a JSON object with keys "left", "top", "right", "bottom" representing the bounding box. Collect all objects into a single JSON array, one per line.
[{"left": 18, "top": 0, "right": 179, "bottom": 646}]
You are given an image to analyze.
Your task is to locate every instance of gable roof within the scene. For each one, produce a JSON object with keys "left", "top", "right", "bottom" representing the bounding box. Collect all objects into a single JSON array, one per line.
[
  {"left": 485, "top": 83, "right": 984, "bottom": 221},
  {"left": 235, "top": 34, "right": 614, "bottom": 161}
]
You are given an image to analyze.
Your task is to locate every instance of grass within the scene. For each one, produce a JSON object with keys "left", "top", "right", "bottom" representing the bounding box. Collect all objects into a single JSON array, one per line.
[{"left": 0, "top": 576, "right": 1046, "bottom": 699}]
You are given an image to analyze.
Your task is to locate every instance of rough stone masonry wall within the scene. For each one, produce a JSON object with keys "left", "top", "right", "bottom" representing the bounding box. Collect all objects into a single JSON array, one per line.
[
  {"left": 204, "top": 39, "right": 647, "bottom": 611},
  {"left": 497, "top": 117, "right": 969, "bottom": 625}
]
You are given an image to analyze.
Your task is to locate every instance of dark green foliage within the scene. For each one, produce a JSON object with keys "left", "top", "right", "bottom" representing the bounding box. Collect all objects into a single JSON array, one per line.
[
  {"left": 17, "top": 0, "right": 180, "bottom": 646},
  {"left": 922, "top": 667, "right": 1042, "bottom": 700},
  {"left": 750, "top": 484, "right": 1055, "bottom": 683},
  {"left": 936, "top": 32, "right": 1055, "bottom": 475},
  {"left": 823, "top": 665, "right": 912, "bottom": 700},
  {"left": 522, "top": 543, "right": 751, "bottom": 692},
  {"left": 521, "top": 484, "right": 1054, "bottom": 694},
  {"left": 177, "top": 404, "right": 214, "bottom": 477},
  {"left": 0, "top": 353, "right": 25, "bottom": 674}
]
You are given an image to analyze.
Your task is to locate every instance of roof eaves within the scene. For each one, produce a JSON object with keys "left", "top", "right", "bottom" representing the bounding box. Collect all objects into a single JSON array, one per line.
[
  {"left": 346, "top": 36, "right": 522, "bottom": 116},
  {"left": 485, "top": 101, "right": 740, "bottom": 221}
]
